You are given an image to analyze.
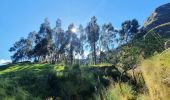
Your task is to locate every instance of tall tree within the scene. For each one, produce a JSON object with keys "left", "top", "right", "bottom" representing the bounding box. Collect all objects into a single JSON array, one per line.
[
  {"left": 100, "top": 23, "right": 116, "bottom": 63},
  {"left": 27, "top": 31, "right": 37, "bottom": 59},
  {"left": 65, "top": 23, "right": 79, "bottom": 64},
  {"left": 53, "top": 18, "right": 65, "bottom": 63},
  {"left": 77, "top": 25, "right": 86, "bottom": 63},
  {"left": 100, "top": 23, "right": 116, "bottom": 52},
  {"left": 33, "top": 18, "right": 53, "bottom": 62},
  {"left": 119, "top": 19, "right": 139, "bottom": 44},
  {"left": 86, "top": 16, "right": 100, "bottom": 64}
]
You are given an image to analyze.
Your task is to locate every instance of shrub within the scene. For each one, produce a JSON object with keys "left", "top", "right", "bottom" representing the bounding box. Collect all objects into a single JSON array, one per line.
[{"left": 0, "top": 78, "right": 29, "bottom": 100}]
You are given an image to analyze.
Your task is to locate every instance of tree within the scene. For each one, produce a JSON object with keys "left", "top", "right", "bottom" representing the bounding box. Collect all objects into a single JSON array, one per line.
[
  {"left": 86, "top": 16, "right": 100, "bottom": 64},
  {"left": 53, "top": 18, "right": 65, "bottom": 63},
  {"left": 101, "top": 23, "right": 116, "bottom": 51},
  {"left": 33, "top": 18, "right": 53, "bottom": 62},
  {"left": 9, "top": 38, "right": 32, "bottom": 62},
  {"left": 77, "top": 25, "right": 86, "bottom": 64},
  {"left": 9, "top": 17, "right": 142, "bottom": 66},
  {"left": 27, "top": 31, "right": 37, "bottom": 59},
  {"left": 117, "top": 45, "right": 141, "bottom": 75},
  {"left": 119, "top": 19, "right": 139, "bottom": 44},
  {"left": 99, "top": 23, "right": 118, "bottom": 63},
  {"left": 65, "top": 23, "right": 79, "bottom": 64}
]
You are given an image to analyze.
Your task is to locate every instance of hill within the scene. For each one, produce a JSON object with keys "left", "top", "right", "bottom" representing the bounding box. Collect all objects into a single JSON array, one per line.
[
  {"left": 0, "top": 63, "right": 124, "bottom": 99},
  {"left": 0, "top": 63, "right": 65, "bottom": 99},
  {"left": 143, "top": 3, "right": 170, "bottom": 31},
  {"left": 1, "top": 3, "right": 170, "bottom": 100},
  {"left": 1, "top": 49, "right": 170, "bottom": 99}
]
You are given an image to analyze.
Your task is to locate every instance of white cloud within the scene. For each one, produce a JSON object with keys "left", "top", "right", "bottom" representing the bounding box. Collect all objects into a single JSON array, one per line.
[{"left": 0, "top": 59, "right": 12, "bottom": 65}]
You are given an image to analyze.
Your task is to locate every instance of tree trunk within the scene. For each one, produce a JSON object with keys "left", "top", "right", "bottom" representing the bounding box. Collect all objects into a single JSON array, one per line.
[
  {"left": 132, "top": 67, "right": 137, "bottom": 85},
  {"left": 94, "top": 42, "right": 97, "bottom": 65},
  {"left": 70, "top": 44, "right": 74, "bottom": 65}
]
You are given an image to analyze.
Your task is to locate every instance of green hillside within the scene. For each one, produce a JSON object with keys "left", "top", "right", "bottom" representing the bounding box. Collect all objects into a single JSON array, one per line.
[
  {"left": 1, "top": 2, "right": 170, "bottom": 100},
  {"left": 0, "top": 63, "right": 64, "bottom": 77},
  {"left": 1, "top": 49, "right": 170, "bottom": 99},
  {"left": 0, "top": 63, "right": 64, "bottom": 100},
  {"left": 0, "top": 63, "right": 122, "bottom": 100},
  {"left": 145, "top": 22, "right": 170, "bottom": 38}
]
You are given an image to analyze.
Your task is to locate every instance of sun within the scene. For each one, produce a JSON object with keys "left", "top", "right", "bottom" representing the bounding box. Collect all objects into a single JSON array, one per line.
[{"left": 71, "top": 27, "right": 77, "bottom": 33}]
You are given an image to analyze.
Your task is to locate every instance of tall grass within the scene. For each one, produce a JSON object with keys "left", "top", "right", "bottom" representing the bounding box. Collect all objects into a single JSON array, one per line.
[
  {"left": 140, "top": 49, "right": 170, "bottom": 100},
  {"left": 93, "top": 83, "right": 135, "bottom": 100}
]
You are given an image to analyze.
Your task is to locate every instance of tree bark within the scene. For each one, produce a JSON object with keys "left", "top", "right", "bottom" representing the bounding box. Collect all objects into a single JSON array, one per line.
[{"left": 94, "top": 42, "right": 97, "bottom": 65}]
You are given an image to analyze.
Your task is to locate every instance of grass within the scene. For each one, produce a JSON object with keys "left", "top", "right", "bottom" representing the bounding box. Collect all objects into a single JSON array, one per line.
[
  {"left": 90, "top": 63, "right": 112, "bottom": 67},
  {"left": 102, "top": 83, "right": 135, "bottom": 100},
  {"left": 0, "top": 63, "right": 64, "bottom": 77},
  {"left": 0, "top": 62, "right": 65, "bottom": 99},
  {"left": 0, "top": 63, "right": 115, "bottom": 99},
  {"left": 140, "top": 48, "right": 170, "bottom": 100}
]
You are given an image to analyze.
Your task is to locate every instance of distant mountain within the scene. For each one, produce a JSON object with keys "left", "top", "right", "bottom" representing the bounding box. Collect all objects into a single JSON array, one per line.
[{"left": 143, "top": 3, "right": 170, "bottom": 32}]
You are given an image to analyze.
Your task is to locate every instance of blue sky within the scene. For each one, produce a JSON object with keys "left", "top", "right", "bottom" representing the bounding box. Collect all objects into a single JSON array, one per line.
[{"left": 0, "top": 0, "right": 169, "bottom": 63}]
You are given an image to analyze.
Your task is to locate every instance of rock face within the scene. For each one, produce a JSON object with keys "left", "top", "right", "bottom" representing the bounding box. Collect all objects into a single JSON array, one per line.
[{"left": 143, "top": 3, "right": 170, "bottom": 31}]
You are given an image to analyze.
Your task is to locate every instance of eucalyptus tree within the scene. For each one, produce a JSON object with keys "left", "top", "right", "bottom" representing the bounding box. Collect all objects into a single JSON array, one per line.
[
  {"left": 53, "top": 18, "right": 65, "bottom": 63},
  {"left": 100, "top": 23, "right": 116, "bottom": 52},
  {"left": 27, "top": 31, "right": 37, "bottom": 60},
  {"left": 33, "top": 18, "right": 53, "bottom": 62},
  {"left": 130, "top": 19, "right": 139, "bottom": 38},
  {"left": 9, "top": 37, "right": 32, "bottom": 62},
  {"left": 86, "top": 16, "right": 100, "bottom": 64},
  {"left": 119, "top": 19, "right": 139, "bottom": 44},
  {"left": 77, "top": 25, "right": 86, "bottom": 63},
  {"left": 100, "top": 23, "right": 117, "bottom": 63},
  {"left": 65, "top": 23, "right": 79, "bottom": 64}
]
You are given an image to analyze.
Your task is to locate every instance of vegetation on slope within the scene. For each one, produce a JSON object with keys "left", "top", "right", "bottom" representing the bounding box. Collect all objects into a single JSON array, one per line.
[
  {"left": 1, "top": 2, "right": 170, "bottom": 100},
  {"left": 139, "top": 49, "right": 170, "bottom": 100},
  {"left": 0, "top": 63, "right": 121, "bottom": 99},
  {"left": 1, "top": 48, "right": 170, "bottom": 100}
]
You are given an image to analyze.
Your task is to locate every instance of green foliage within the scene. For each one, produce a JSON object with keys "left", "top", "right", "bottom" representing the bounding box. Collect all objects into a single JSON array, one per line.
[
  {"left": 117, "top": 45, "right": 141, "bottom": 72},
  {"left": 141, "top": 22, "right": 170, "bottom": 58},
  {"left": 86, "top": 16, "right": 100, "bottom": 64},
  {"left": 9, "top": 38, "right": 32, "bottom": 63},
  {"left": 143, "top": 31, "right": 165, "bottom": 57},
  {"left": 6, "top": 14, "right": 170, "bottom": 100},
  {"left": 0, "top": 79, "right": 30, "bottom": 100},
  {"left": 119, "top": 19, "right": 139, "bottom": 43},
  {"left": 95, "top": 83, "right": 135, "bottom": 100}
]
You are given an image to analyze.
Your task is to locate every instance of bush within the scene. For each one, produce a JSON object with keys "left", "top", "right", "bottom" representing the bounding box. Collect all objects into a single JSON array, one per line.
[{"left": 0, "top": 78, "right": 29, "bottom": 100}]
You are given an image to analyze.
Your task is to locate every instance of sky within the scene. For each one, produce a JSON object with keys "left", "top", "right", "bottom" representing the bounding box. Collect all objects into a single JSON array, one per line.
[{"left": 0, "top": 0, "right": 169, "bottom": 64}]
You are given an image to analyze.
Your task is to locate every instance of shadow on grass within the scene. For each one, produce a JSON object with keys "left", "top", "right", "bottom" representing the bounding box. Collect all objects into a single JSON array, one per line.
[{"left": 0, "top": 63, "right": 137, "bottom": 100}]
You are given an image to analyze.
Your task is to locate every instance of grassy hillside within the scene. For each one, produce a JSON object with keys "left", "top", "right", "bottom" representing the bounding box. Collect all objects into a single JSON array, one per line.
[
  {"left": 0, "top": 63, "right": 65, "bottom": 99},
  {"left": 1, "top": 49, "right": 170, "bottom": 100},
  {"left": 139, "top": 49, "right": 170, "bottom": 100},
  {"left": 0, "top": 63, "right": 64, "bottom": 77},
  {"left": 0, "top": 63, "right": 119, "bottom": 99}
]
